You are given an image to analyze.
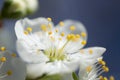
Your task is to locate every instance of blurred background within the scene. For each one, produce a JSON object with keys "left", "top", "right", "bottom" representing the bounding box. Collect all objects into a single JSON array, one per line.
[{"left": 0, "top": 0, "right": 120, "bottom": 79}]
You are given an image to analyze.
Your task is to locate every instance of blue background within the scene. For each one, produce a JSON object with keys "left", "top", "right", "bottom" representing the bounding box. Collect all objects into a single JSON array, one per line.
[{"left": 0, "top": 0, "right": 120, "bottom": 79}]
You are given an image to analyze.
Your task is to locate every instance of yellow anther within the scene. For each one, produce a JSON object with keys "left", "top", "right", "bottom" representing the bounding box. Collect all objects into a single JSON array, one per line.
[
  {"left": 109, "top": 76, "right": 115, "bottom": 80},
  {"left": 81, "top": 32, "right": 87, "bottom": 37},
  {"left": 59, "top": 21, "right": 64, "bottom": 26},
  {"left": 0, "top": 47, "right": 6, "bottom": 51},
  {"left": 55, "top": 29, "right": 58, "bottom": 32},
  {"left": 24, "top": 30, "right": 29, "bottom": 35},
  {"left": 27, "top": 27, "right": 32, "bottom": 32},
  {"left": 102, "top": 66, "right": 109, "bottom": 72},
  {"left": 101, "top": 61, "right": 106, "bottom": 66},
  {"left": 11, "top": 53, "right": 17, "bottom": 57},
  {"left": 103, "top": 77, "right": 108, "bottom": 80},
  {"left": 41, "top": 24, "right": 47, "bottom": 31},
  {"left": 67, "top": 34, "right": 71, "bottom": 40},
  {"left": 76, "top": 34, "right": 80, "bottom": 38},
  {"left": 86, "top": 66, "right": 92, "bottom": 72},
  {"left": 7, "top": 70, "right": 12, "bottom": 76},
  {"left": 48, "top": 23, "right": 52, "bottom": 28},
  {"left": 0, "top": 57, "right": 6, "bottom": 62},
  {"left": 61, "top": 32, "right": 65, "bottom": 37},
  {"left": 89, "top": 49, "right": 93, "bottom": 54},
  {"left": 48, "top": 31, "right": 52, "bottom": 35},
  {"left": 81, "top": 40, "right": 87, "bottom": 45},
  {"left": 98, "top": 59, "right": 106, "bottom": 66},
  {"left": 70, "top": 25, "right": 76, "bottom": 31},
  {"left": 99, "top": 76, "right": 104, "bottom": 80},
  {"left": 47, "top": 17, "right": 52, "bottom": 21}
]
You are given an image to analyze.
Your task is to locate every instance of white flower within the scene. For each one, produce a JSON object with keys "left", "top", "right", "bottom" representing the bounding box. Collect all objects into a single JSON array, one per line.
[
  {"left": 15, "top": 17, "right": 88, "bottom": 79},
  {"left": 0, "top": 49, "right": 26, "bottom": 80}
]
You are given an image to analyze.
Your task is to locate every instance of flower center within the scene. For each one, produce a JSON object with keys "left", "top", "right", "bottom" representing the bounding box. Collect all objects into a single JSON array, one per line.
[{"left": 44, "top": 48, "right": 66, "bottom": 62}]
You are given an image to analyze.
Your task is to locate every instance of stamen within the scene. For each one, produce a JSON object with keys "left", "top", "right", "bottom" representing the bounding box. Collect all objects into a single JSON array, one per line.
[
  {"left": 41, "top": 24, "right": 47, "bottom": 31},
  {"left": 55, "top": 29, "right": 58, "bottom": 33},
  {"left": 24, "top": 30, "right": 29, "bottom": 35},
  {"left": 0, "top": 57, "right": 6, "bottom": 62},
  {"left": 7, "top": 70, "right": 12, "bottom": 76},
  {"left": 48, "top": 31, "right": 52, "bottom": 35},
  {"left": 81, "top": 32, "right": 87, "bottom": 37},
  {"left": 26, "top": 27, "right": 32, "bottom": 32},
  {"left": 99, "top": 76, "right": 104, "bottom": 80},
  {"left": 89, "top": 49, "right": 93, "bottom": 54},
  {"left": 48, "top": 23, "right": 52, "bottom": 28},
  {"left": 11, "top": 53, "right": 17, "bottom": 57},
  {"left": 47, "top": 17, "right": 52, "bottom": 22},
  {"left": 81, "top": 40, "right": 87, "bottom": 45},
  {"left": 86, "top": 66, "right": 92, "bottom": 73},
  {"left": 103, "top": 77, "right": 108, "bottom": 80},
  {"left": 70, "top": 25, "right": 76, "bottom": 31},
  {"left": 61, "top": 32, "right": 65, "bottom": 37},
  {"left": 0, "top": 47, "right": 6, "bottom": 51},
  {"left": 109, "top": 76, "right": 115, "bottom": 80},
  {"left": 59, "top": 21, "right": 64, "bottom": 26},
  {"left": 75, "top": 34, "right": 80, "bottom": 38}
]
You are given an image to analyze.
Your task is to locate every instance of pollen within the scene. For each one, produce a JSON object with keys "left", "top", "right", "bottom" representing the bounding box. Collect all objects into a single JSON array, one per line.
[
  {"left": 102, "top": 66, "right": 109, "bottom": 72},
  {"left": 70, "top": 25, "right": 76, "bottom": 31},
  {"left": 47, "top": 17, "right": 52, "bottom": 22},
  {"left": 89, "top": 49, "right": 93, "bottom": 54},
  {"left": 41, "top": 24, "right": 47, "bottom": 31},
  {"left": 7, "top": 70, "right": 12, "bottom": 76},
  {"left": 0, "top": 57, "right": 6, "bottom": 62},
  {"left": 81, "top": 32, "right": 87, "bottom": 37},
  {"left": 75, "top": 34, "right": 80, "bottom": 38},
  {"left": 24, "top": 30, "right": 29, "bottom": 35},
  {"left": 98, "top": 59, "right": 106, "bottom": 66},
  {"left": 27, "top": 27, "right": 32, "bottom": 32},
  {"left": 86, "top": 66, "right": 92, "bottom": 72},
  {"left": 48, "top": 31, "right": 52, "bottom": 35},
  {"left": 67, "top": 34, "right": 71, "bottom": 40},
  {"left": 103, "top": 77, "right": 108, "bottom": 80},
  {"left": 0, "top": 46, "right": 6, "bottom": 51},
  {"left": 81, "top": 40, "right": 87, "bottom": 45},
  {"left": 59, "top": 21, "right": 64, "bottom": 26},
  {"left": 55, "top": 29, "right": 58, "bottom": 32},
  {"left": 11, "top": 53, "right": 17, "bottom": 57},
  {"left": 48, "top": 23, "right": 52, "bottom": 28},
  {"left": 109, "top": 76, "right": 115, "bottom": 80},
  {"left": 61, "top": 32, "right": 65, "bottom": 37},
  {"left": 99, "top": 76, "right": 104, "bottom": 80}
]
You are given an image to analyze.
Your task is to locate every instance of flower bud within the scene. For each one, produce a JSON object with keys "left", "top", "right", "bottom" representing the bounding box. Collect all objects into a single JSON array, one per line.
[{"left": 1, "top": 0, "right": 38, "bottom": 19}]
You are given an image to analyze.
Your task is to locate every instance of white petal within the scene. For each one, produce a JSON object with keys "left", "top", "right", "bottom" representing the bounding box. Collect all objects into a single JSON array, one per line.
[
  {"left": 1, "top": 52, "right": 26, "bottom": 80},
  {"left": 16, "top": 39, "right": 49, "bottom": 63},
  {"left": 15, "top": 17, "right": 54, "bottom": 39},
  {"left": 61, "top": 73, "right": 74, "bottom": 80},
  {"left": 56, "top": 20, "right": 87, "bottom": 38},
  {"left": 78, "top": 47, "right": 106, "bottom": 80},
  {"left": 55, "top": 20, "right": 88, "bottom": 53},
  {"left": 79, "top": 47, "right": 106, "bottom": 61},
  {"left": 26, "top": 54, "right": 80, "bottom": 79}
]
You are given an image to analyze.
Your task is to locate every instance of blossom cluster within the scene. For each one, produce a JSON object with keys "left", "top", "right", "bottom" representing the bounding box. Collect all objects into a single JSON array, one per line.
[{"left": 0, "top": 17, "right": 115, "bottom": 80}]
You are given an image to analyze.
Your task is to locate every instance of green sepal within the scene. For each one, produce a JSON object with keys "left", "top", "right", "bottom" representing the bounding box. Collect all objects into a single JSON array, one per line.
[
  {"left": 26, "top": 74, "right": 61, "bottom": 80},
  {"left": 72, "top": 72, "right": 79, "bottom": 80}
]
